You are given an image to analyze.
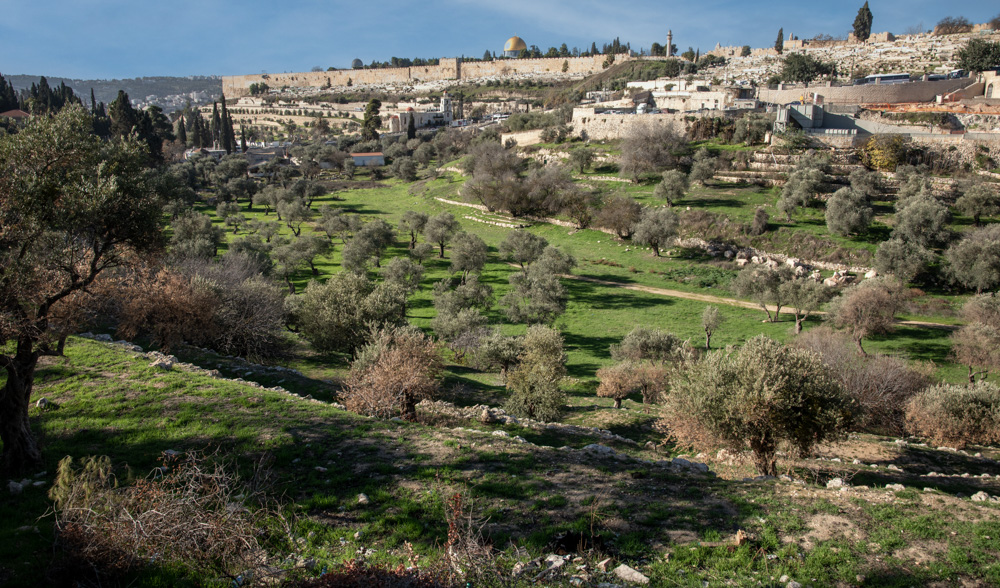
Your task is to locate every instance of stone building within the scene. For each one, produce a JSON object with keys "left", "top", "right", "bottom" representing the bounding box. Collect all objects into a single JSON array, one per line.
[{"left": 388, "top": 92, "right": 454, "bottom": 132}]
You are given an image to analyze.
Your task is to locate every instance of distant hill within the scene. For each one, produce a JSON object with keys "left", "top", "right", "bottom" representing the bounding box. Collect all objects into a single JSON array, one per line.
[{"left": 6, "top": 74, "right": 223, "bottom": 113}]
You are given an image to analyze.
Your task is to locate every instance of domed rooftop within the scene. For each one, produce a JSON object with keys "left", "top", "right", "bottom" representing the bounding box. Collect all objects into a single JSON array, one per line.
[
  {"left": 351, "top": 58, "right": 363, "bottom": 69},
  {"left": 504, "top": 36, "right": 527, "bottom": 52}
]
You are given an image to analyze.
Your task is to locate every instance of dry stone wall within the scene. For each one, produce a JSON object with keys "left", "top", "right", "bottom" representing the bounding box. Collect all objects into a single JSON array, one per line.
[{"left": 571, "top": 108, "right": 693, "bottom": 140}]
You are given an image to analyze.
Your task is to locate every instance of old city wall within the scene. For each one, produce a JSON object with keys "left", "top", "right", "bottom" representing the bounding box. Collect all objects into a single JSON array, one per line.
[
  {"left": 222, "top": 58, "right": 462, "bottom": 97},
  {"left": 460, "top": 54, "right": 615, "bottom": 78},
  {"left": 222, "top": 55, "right": 619, "bottom": 97},
  {"left": 757, "top": 78, "right": 972, "bottom": 105}
]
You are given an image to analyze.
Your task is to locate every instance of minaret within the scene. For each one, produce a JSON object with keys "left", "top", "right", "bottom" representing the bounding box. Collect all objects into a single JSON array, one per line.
[{"left": 667, "top": 30, "right": 673, "bottom": 56}]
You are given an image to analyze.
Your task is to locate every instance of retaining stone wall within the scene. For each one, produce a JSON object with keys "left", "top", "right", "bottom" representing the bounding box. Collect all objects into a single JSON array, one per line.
[{"left": 758, "top": 78, "right": 971, "bottom": 105}]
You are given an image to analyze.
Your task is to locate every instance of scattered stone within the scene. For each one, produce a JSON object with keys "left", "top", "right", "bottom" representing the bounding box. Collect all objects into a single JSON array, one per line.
[
  {"left": 8, "top": 481, "right": 23, "bottom": 494},
  {"left": 887, "top": 464, "right": 903, "bottom": 472},
  {"left": 779, "top": 575, "right": 789, "bottom": 583},
  {"left": 597, "top": 558, "right": 613, "bottom": 572},
  {"left": 150, "top": 358, "right": 174, "bottom": 370},
  {"left": 94, "top": 334, "right": 113, "bottom": 342},
  {"left": 583, "top": 444, "right": 616, "bottom": 456},
  {"left": 35, "top": 398, "right": 48, "bottom": 409},
  {"left": 826, "top": 478, "right": 845, "bottom": 489},
  {"left": 314, "top": 466, "right": 328, "bottom": 473},
  {"left": 613, "top": 563, "right": 649, "bottom": 585},
  {"left": 971, "top": 491, "right": 991, "bottom": 502},
  {"left": 357, "top": 493, "right": 370, "bottom": 505},
  {"left": 492, "top": 430, "right": 510, "bottom": 438},
  {"left": 886, "top": 484, "right": 906, "bottom": 491},
  {"left": 787, "top": 582, "right": 803, "bottom": 588}
]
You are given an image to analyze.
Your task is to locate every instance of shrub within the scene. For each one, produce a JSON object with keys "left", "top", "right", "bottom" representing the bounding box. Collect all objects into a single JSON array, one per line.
[
  {"left": 660, "top": 335, "right": 850, "bottom": 475},
  {"left": 906, "top": 381, "right": 1000, "bottom": 448},
  {"left": 345, "top": 326, "right": 442, "bottom": 421},
  {"left": 596, "top": 362, "right": 641, "bottom": 409},
  {"left": 610, "top": 326, "right": 687, "bottom": 363},
  {"left": 859, "top": 134, "right": 907, "bottom": 171},
  {"left": 825, "top": 187, "right": 872, "bottom": 236},
  {"left": 50, "top": 453, "right": 279, "bottom": 586},
  {"left": 796, "top": 326, "right": 932, "bottom": 435},
  {"left": 504, "top": 325, "right": 566, "bottom": 422},
  {"left": 297, "top": 272, "right": 406, "bottom": 355}
]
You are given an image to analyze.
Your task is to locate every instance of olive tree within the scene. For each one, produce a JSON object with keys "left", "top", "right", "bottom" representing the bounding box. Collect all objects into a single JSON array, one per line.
[
  {"left": 653, "top": 169, "right": 689, "bottom": 206},
  {"left": 702, "top": 306, "right": 723, "bottom": 350},
  {"left": 951, "top": 294, "right": 1000, "bottom": 383},
  {"left": 892, "top": 195, "right": 951, "bottom": 248},
  {"left": 827, "top": 276, "right": 907, "bottom": 356},
  {"left": 731, "top": 265, "right": 794, "bottom": 322},
  {"left": 0, "top": 106, "right": 162, "bottom": 472},
  {"left": 825, "top": 187, "right": 873, "bottom": 237},
  {"left": 449, "top": 231, "right": 489, "bottom": 282},
  {"left": 779, "top": 278, "right": 833, "bottom": 334},
  {"left": 945, "top": 225, "right": 1000, "bottom": 293},
  {"left": 499, "top": 246, "right": 576, "bottom": 324},
  {"left": 874, "top": 238, "right": 935, "bottom": 283},
  {"left": 499, "top": 230, "right": 548, "bottom": 269},
  {"left": 633, "top": 207, "right": 679, "bottom": 257},
  {"left": 296, "top": 272, "right": 407, "bottom": 355},
  {"left": 956, "top": 182, "right": 1000, "bottom": 227},
  {"left": 661, "top": 335, "right": 850, "bottom": 476},
  {"left": 424, "top": 212, "right": 460, "bottom": 258},
  {"left": 504, "top": 325, "right": 567, "bottom": 422},
  {"left": 399, "top": 210, "right": 429, "bottom": 249}
]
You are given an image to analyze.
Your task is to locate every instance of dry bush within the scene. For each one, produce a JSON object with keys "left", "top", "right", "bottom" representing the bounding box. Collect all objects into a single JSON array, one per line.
[
  {"left": 49, "top": 452, "right": 284, "bottom": 587},
  {"left": 596, "top": 362, "right": 641, "bottom": 409},
  {"left": 905, "top": 381, "right": 1000, "bottom": 448},
  {"left": 442, "top": 493, "right": 507, "bottom": 586},
  {"left": 795, "top": 326, "right": 933, "bottom": 435},
  {"left": 117, "top": 266, "right": 219, "bottom": 351},
  {"left": 344, "top": 326, "right": 443, "bottom": 421},
  {"left": 281, "top": 560, "right": 454, "bottom": 588}
]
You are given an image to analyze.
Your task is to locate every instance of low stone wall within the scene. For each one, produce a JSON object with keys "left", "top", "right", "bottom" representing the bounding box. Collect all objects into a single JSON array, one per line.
[
  {"left": 758, "top": 78, "right": 972, "bottom": 105},
  {"left": 570, "top": 108, "right": 694, "bottom": 141}
]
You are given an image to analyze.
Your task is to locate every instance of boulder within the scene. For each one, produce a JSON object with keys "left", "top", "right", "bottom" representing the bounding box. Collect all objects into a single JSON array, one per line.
[
  {"left": 885, "top": 483, "right": 906, "bottom": 491},
  {"left": 613, "top": 564, "right": 649, "bottom": 585},
  {"left": 865, "top": 269, "right": 878, "bottom": 279},
  {"left": 971, "top": 491, "right": 990, "bottom": 502},
  {"left": 826, "top": 478, "right": 845, "bottom": 488},
  {"left": 8, "top": 481, "right": 23, "bottom": 495},
  {"left": 357, "top": 493, "right": 370, "bottom": 505}
]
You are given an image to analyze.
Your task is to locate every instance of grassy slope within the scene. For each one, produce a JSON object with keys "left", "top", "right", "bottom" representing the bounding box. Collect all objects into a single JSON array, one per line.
[
  {"left": 200, "top": 166, "right": 970, "bottom": 385},
  {"left": 2, "top": 338, "right": 999, "bottom": 587}
]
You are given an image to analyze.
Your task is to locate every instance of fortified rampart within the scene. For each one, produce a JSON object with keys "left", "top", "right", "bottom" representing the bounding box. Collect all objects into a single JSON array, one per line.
[
  {"left": 222, "top": 55, "right": 619, "bottom": 97},
  {"left": 757, "top": 78, "right": 972, "bottom": 105}
]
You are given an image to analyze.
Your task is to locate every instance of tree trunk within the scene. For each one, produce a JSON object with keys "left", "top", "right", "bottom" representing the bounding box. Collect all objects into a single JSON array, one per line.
[
  {"left": 613, "top": 398, "right": 622, "bottom": 409},
  {"left": 1, "top": 344, "right": 42, "bottom": 474},
  {"left": 652, "top": 244, "right": 660, "bottom": 257},
  {"left": 704, "top": 331, "right": 712, "bottom": 350},
  {"left": 748, "top": 436, "right": 777, "bottom": 477},
  {"left": 854, "top": 336, "right": 867, "bottom": 357},
  {"left": 794, "top": 316, "right": 803, "bottom": 334},
  {"left": 439, "top": 242, "right": 446, "bottom": 258}
]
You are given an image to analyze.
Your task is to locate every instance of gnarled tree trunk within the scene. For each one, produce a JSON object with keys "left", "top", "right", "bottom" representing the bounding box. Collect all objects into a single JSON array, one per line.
[{"left": 0, "top": 340, "right": 42, "bottom": 474}]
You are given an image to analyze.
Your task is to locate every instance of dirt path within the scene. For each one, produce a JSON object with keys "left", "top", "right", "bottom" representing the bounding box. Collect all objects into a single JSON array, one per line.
[{"left": 561, "top": 273, "right": 959, "bottom": 331}]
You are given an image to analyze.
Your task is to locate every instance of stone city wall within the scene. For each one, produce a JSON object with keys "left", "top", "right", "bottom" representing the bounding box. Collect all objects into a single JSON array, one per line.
[
  {"left": 757, "top": 78, "right": 972, "bottom": 105},
  {"left": 222, "top": 55, "right": 621, "bottom": 97},
  {"left": 222, "top": 58, "right": 461, "bottom": 96}
]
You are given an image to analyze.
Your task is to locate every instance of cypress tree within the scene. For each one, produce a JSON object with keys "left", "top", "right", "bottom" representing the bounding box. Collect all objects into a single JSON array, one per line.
[
  {"left": 90, "top": 88, "right": 97, "bottom": 113},
  {"left": 220, "top": 95, "right": 234, "bottom": 154},
  {"left": 853, "top": 2, "right": 873, "bottom": 42},
  {"left": 775, "top": 28, "right": 784, "bottom": 54},
  {"left": 406, "top": 112, "right": 416, "bottom": 140},
  {"left": 108, "top": 90, "right": 140, "bottom": 138},
  {"left": 177, "top": 116, "right": 188, "bottom": 145},
  {"left": 211, "top": 101, "right": 220, "bottom": 148},
  {"left": 240, "top": 127, "right": 248, "bottom": 153},
  {"left": 191, "top": 115, "right": 203, "bottom": 148}
]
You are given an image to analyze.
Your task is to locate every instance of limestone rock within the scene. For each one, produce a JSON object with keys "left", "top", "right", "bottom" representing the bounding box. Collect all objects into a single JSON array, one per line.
[
  {"left": 357, "top": 493, "right": 370, "bottom": 505},
  {"left": 597, "top": 558, "right": 613, "bottom": 572},
  {"left": 613, "top": 564, "right": 649, "bottom": 584},
  {"left": 826, "top": 478, "right": 845, "bottom": 488},
  {"left": 8, "top": 481, "right": 23, "bottom": 495},
  {"left": 971, "top": 491, "right": 991, "bottom": 502},
  {"left": 886, "top": 483, "right": 906, "bottom": 491}
]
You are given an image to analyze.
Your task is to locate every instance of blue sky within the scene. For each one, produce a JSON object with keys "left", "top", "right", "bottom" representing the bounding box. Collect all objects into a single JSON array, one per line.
[{"left": 1, "top": 0, "right": 997, "bottom": 79}]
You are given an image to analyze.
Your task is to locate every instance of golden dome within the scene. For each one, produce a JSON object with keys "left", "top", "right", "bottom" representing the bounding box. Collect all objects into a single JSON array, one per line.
[{"left": 504, "top": 36, "right": 527, "bottom": 52}]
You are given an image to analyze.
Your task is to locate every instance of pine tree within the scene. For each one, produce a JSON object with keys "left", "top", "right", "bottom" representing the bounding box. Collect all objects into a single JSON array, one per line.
[
  {"left": 108, "top": 90, "right": 140, "bottom": 138},
  {"left": 775, "top": 28, "right": 784, "bottom": 54},
  {"left": 591, "top": 42, "right": 599, "bottom": 55},
  {"left": 853, "top": 2, "right": 873, "bottom": 42}
]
